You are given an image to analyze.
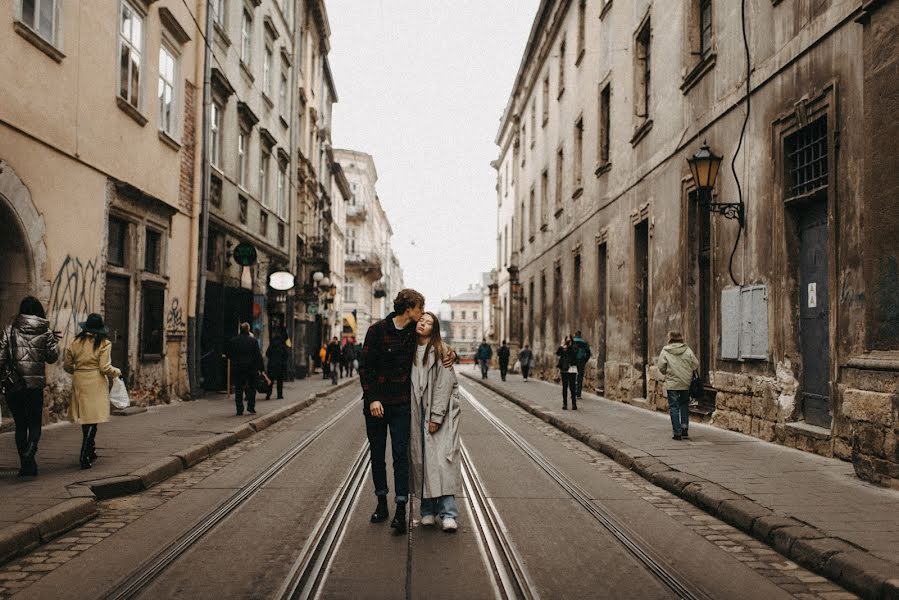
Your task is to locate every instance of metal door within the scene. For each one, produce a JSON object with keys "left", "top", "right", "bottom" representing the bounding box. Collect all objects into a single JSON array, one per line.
[
  {"left": 104, "top": 275, "right": 130, "bottom": 380},
  {"left": 798, "top": 200, "right": 830, "bottom": 427},
  {"left": 634, "top": 221, "right": 649, "bottom": 398}
]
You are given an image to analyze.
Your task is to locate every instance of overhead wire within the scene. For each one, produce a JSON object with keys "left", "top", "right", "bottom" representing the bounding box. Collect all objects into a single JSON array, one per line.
[{"left": 727, "top": 0, "right": 751, "bottom": 287}]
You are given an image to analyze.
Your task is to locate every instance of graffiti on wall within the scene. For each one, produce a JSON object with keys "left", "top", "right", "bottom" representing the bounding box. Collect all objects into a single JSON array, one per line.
[
  {"left": 166, "top": 297, "right": 186, "bottom": 333},
  {"left": 48, "top": 256, "right": 100, "bottom": 346}
]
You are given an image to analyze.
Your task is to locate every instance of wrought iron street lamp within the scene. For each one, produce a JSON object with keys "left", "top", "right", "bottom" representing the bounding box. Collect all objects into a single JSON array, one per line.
[{"left": 687, "top": 141, "right": 745, "bottom": 228}]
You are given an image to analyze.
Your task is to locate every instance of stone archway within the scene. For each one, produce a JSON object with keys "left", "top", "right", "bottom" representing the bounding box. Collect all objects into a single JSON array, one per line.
[{"left": 0, "top": 159, "right": 48, "bottom": 324}]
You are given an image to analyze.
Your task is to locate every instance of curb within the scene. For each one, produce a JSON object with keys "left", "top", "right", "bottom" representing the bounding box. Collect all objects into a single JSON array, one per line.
[
  {"left": 462, "top": 373, "right": 899, "bottom": 600},
  {"left": 0, "top": 376, "right": 359, "bottom": 568}
]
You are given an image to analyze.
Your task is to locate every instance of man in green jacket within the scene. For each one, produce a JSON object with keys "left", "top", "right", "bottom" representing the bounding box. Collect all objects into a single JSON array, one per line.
[{"left": 657, "top": 331, "right": 699, "bottom": 440}]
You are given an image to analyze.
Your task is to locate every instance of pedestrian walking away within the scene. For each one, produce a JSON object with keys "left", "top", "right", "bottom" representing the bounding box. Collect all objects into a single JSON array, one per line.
[
  {"left": 476, "top": 338, "right": 492, "bottom": 379},
  {"left": 518, "top": 343, "right": 534, "bottom": 381},
  {"left": 226, "top": 322, "right": 265, "bottom": 416},
  {"left": 497, "top": 339, "right": 510, "bottom": 382},
  {"left": 360, "top": 289, "right": 456, "bottom": 536},
  {"left": 572, "top": 330, "right": 592, "bottom": 400},
  {"left": 343, "top": 340, "right": 357, "bottom": 378},
  {"left": 0, "top": 296, "right": 60, "bottom": 477},
  {"left": 63, "top": 313, "right": 122, "bottom": 469},
  {"left": 265, "top": 333, "right": 289, "bottom": 399},
  {"left": 556, "top": 336, "right": 578, "bottom": 410},
  {"left": 319, "top": 344, "right": 329, "bottom": 379},
  {"left": 326, "top": 337, "right": 341, "bottom": 384},
  {"left": 657, "top": 330, "right": 700, "bottom": 440},
  {"left": 409, "top": 312, "right": 462, "bottom": 533}
]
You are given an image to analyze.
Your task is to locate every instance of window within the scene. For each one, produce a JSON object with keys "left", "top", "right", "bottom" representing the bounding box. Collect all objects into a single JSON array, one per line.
[
  {"left": 474, "top": 311, "right": 478, "bottom": 320},
  {"left": 240, "top": 9, "right": 252, "bottom": 66},
  {"left": 141, "top": 283, "right": 164, "bottom": 357},
  {"left": 528, "top": 279, "right": 534, "bottom": 343},
  {"left": 259, "top": 148, "right": 270, "bottom": 206},
  {"left": 573, "top": 253, "right": 581, "bottom": 324},
  {"left": 206, "top": 229, "right": 219, "bottom": 272},
  {"left": 528, "top": 188, "right": 536, "bottom": 238},
  {"left": 210, "top": 102, "right": 223, "bottom": 167},
  {"left": 158, "top": 43, "right": 178, "bottom": 137},
  {"left": 785, "top": 116, "right": 828, "bottom": 200},
  {"left": 238, "top": 129, "right": 249, "bottom": 188},
  {"left": 720, "top": 285, "right": 769, "bottom": 360},
  {"left": 259, "top": 210, "right": 268, "bottom": 236},
  {"left": 144, "top": 229, "right": 161, "bottom": 273},
  {"left": 462, "top": 310, "right": 467, "bottom": 320},
  {"left": 278, "top": 222, "right": 285, "bottom": 247},
  {"left": 557, "top": 36, "right": 566, "bottom": 98},
  {"left": 118, "top": 1, "right": 143, "bottom": 109},
  {"left": 279, "top": 68, "right": 288, "bottom": 116},
  {"left": 576, "top": 0, "right": 586, "bottom": 62},
  {"left": 213, "top": 0, "right": 226, "bottom": 27},
  {"left": 555, "top": 147, "right": 564, "bottom": 210},
  {"left": 108, "top": 217, "right": 128, "bottom": 267},
  {"left": 699, "top": 0, "right": 712, "bottom": 59},
  {"left": 541, "top": 169, "right": 548, "bottom": 226},
  {"left": 239, "top": 196, "right": 248, "bottom": 224},
  {"left": 521, "top": 124, "right": 527, "bottom": 164},
  {"left": 530, "top": 101, "right": 536, "bottom": 146},
  {"left": 573, "top": 118, "right": 583, "bottom": 189},
  {"left": 540, "top": 272, "right": 547, "bottom": 345},
  {"left": 277, "top": 161, "right": 287, "bottom": 218},
  {"left": 263, "top": 43, "right": 273, "bottom": 97},
  {"left": 451, "top": 310, "right": 455, "bottom": 320},
  {"left": 635, "top": 18, "right": 651, "bottom": 121},
  {"left": 542, "top": 75, "right": 549, "bottom": 125},
  {"left": 345, "top": 277, "right": 356, "bottom": 303},
  {"left": 503, "top": 225, "right": 509, "bottom": 266},
  {"left": 19, "top": 0, "right": 59, "bottom": 45},
  {"left": 553, "top": 263, "right": 562, "bottom": 344},
  {"left": 598, "top": 83, "right": 611, "bottom": 166},
  {"left": 210, "top": 173, "right": 222, "bottom": 207}
]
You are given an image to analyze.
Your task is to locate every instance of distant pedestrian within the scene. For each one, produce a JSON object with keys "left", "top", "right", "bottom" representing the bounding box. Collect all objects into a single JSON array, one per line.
[
  {"left": 326, "top": 337, "right": 340, "bottom": 384},
  {"left": 518, "top": 344, "right": 534, "bottom": 381},
  {"left": 556, "top": 336, "right": 578, "bottom": 410},
  {"left": 319, "top": 344, "right": 328, "bottom": 378},
  {"left": 0, "top": 297, "right": 60, "bottom": 477},
  {"left": 265, "top": 334, "right": 289, "bottom": 400},
  {"left": 657, "top": 331, "right": 700, "bottom": 440},
  {"left": 410, "top": 312, "right": 462, "bottom": 533},
  {"left": 63, "top": 313, "right": 122, "bottom": 469},
  {"left": 343, "top": 341, "right": 358, "bottom": 378},
  {"left": 476, "top": 338, "right": 492, "bottom": 379},
  {"left": 497, "top": 340, "right": 510, "bottom": 381},
  {"left": 572, "top": 330, "right": 592, "bottom": 400},
  {"left": 226, "top": 322, "right": 264, "bottom": 416}
]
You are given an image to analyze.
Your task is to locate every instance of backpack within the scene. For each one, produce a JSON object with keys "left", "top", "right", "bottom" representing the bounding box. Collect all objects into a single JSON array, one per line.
[{"left": 575, "top": 340, "right": 591, "bottom": 364}]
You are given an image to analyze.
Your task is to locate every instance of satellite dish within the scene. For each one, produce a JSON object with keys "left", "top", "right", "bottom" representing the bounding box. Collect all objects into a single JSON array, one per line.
[{"left": 269, "top": 271, "right": 296, "bottom": 291}]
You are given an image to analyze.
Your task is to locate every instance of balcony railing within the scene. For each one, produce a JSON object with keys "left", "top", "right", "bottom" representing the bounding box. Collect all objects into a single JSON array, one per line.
[
  {"left": 345, "top": 250, "right": 383, "bottom": 278},
  {"left": 346, "top": 203, "right": 367, "bottom": 221}
]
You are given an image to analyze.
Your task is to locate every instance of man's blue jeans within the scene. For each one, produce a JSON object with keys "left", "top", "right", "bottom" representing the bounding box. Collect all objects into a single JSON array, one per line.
[
  {"left": 421, "top": 495, "right": 459, "bottom": 520},
  {"left": 479, "top": 359, "right": 489, "bottom": 378},
  {"left": 667, "top": 389, "right": 691, "bottom": 435},
  {"left": 364, "top": 403, "right": 411, "bottom": 503}
]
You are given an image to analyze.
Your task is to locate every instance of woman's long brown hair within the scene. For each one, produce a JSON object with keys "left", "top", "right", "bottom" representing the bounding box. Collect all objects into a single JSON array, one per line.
[{"left": 418, "top": 311, "right": 445, "bottom": 366}]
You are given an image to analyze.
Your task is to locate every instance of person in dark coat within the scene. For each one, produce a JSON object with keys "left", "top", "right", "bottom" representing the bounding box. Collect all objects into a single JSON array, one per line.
[
  {"left": 265, "top": 334, "right": 289, "bottom": 400},
  {"left": 476, "top": 338, "right": 493, "bottom": 379},
  {"left": 572, "top": 330, "right": 592, "bottom": 400},
  {"left": 343, "top": 341, "right": 357, "bottom": 377},
  {"left": 518, "top": 343, "right": 534, "bottom": 381},
  {"left": 556, "top": 336, "right": 578, "bottom": 410},
  {"left": 497, "top": 340, "right": 511, "bottom": 381},
  {"left": 0, "top": 297, "right": 59, "bottom": 477},
  {"left": 326, "top": 337, "right": 341, "bottom": 384},
  {"left": 226, "top": 322, "right": 264, "bottom": 415}
]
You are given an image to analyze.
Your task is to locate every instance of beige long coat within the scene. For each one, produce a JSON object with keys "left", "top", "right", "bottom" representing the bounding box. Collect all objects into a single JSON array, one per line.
[
  {"left": 410, "top": 347, "right": 462, "bottom": 499},
  {"left": 63, "top": 336, "right": 121, "bottom": 424}
]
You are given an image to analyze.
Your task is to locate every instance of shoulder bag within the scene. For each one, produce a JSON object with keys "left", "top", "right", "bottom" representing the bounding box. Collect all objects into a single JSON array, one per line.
[
  {"left": 689, "top": 370, "right": 704, "bottom": 399},
  {"left": 0, "top": 330, "right": 26, "bottom": 396}
]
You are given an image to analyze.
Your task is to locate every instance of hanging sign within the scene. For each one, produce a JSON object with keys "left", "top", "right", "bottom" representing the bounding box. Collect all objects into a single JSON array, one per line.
[
  {"left": 308, "top": 303, "right": 319, "bottom": 315},
  {"left": 233, "top": 242, "right": 258, "bottom": 267},
  {"left": 269, "top": 271, "right": 296, "bottom": 291}
]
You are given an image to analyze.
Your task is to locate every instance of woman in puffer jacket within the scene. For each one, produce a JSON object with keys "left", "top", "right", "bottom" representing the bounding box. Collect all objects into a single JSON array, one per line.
[{"left": 0, "top": 297, "right": 60, "bottom": 477}]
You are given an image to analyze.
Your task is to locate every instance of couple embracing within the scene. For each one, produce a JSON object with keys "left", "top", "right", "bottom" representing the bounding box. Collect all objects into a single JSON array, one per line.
[{"left": 360, "top": 289, "right": 462, "bottom": 535}]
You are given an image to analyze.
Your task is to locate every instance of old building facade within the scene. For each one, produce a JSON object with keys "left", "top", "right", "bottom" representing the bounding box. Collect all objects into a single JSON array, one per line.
[
  {"left": 444, "top": 288, "right": 485, "bottom": 359},
  {"left": 493, "top": 0, "right": 899, "bottom": 485},
  {"left": 1, "top": 0, "right": 203, "bottom": 416}
]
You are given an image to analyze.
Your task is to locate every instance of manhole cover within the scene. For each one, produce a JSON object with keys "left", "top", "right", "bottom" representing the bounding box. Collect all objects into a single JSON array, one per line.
[{"left": 163, "top": 430, "right": 219, "bottom": 437}]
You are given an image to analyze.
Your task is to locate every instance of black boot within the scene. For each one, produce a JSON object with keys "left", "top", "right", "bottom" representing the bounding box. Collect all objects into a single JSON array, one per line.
[
  {"left": 390, "top": 503, "right": 407, "bottom": 535},
  {"left": 23, "top": 441, "right": 38, "bottom": 476},
  {"left": 80, "top": 425, "right": 92, "bottom": 469},
  {"left": 86, "top": 426, "right": 98, "bottom": 463},
  {"left": 370, "top": 497, "right": 389, "bottom": 523},
  {"left": 17, "top": 453, "right": 28, "bottom": 477}
]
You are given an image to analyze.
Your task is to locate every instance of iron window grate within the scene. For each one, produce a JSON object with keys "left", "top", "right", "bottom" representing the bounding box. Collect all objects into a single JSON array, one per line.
[{"left": 785, "top": 116, "right": 828, "bottom": 199}]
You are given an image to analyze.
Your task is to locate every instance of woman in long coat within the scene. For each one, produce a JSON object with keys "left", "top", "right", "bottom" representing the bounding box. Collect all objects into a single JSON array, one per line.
[
  {"left": 409, "top": 312, "right": 462, "bottom": 533},
  {"left": 63, "top": 314, "right": 121, "bottom": 469}
]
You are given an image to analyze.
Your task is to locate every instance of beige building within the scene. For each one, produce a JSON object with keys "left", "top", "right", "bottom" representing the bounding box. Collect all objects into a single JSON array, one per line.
[
  {"left": 444, "top": 288, "right": 485, "bottom": 359},
  {"left": 493, "top": 0, "right": 899, "bottom": 485},
  {"left": 1, "top": 0, "right": 203, "bottom": 415}
]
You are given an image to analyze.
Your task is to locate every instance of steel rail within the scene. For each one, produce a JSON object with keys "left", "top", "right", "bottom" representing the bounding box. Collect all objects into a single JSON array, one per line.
[
  {"left": 277, "top": 442, "right": 370, "bottom": 600},
  {"left": 461, "top": 441, "right": 541, "bottom": 600},
  {"left": 101, "top": 395, "right": 361, "bottom": 600},
  {"left": 460, "top": 386, "right": 713, "bottom": 600}
]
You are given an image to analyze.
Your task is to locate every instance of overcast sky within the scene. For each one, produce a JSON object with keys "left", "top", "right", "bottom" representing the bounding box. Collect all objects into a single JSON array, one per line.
[{"left": 327, "top": 0, "right": 540, "bottom": 310}]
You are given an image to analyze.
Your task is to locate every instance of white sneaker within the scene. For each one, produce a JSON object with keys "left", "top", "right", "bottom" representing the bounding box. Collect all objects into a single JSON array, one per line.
[
  {"left": 441, "top": 517, "right": 458, "bottom": 532},
  {"left": 420, "top": 515, "right": 436, "bottom": 527}
]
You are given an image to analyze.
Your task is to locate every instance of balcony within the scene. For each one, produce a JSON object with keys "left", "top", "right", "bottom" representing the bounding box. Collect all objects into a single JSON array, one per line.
[
  {"left": 346, "top": 203, "right": 367, "bottom": 222},
  {"left": 345, "top": 250, "right": 383, "bottom": 279},
  {"left": 304, "top": 235, "right": 330, "bottom": 270}
]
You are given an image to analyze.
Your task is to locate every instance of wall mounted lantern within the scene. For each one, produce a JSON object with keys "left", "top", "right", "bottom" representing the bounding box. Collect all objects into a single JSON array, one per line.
[{"left": 687, "top": 141, "right": 745, "bottom": 228}]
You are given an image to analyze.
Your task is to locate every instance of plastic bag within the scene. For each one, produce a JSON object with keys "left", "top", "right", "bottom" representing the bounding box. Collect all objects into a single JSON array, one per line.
[{"left": 110, "top": 377, "right": 130, "bottom": 410}]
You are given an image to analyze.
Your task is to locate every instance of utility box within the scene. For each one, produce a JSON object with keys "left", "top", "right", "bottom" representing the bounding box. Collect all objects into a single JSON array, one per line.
[{"left": 721, "top": 285, "right": 769, "bottom": 361}]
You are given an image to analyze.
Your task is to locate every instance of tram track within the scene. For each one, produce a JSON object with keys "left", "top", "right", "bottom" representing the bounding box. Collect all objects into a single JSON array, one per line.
[
  {"left": 100, "top": 395, "right": 362, "bottom": 600},
  {"left": 460, "top": 385, "right": 713, "bottom": 600}
]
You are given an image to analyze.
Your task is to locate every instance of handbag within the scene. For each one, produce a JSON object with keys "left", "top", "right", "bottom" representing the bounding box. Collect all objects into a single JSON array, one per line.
[
  {"left": 0, "top": 330, "right": 26, "bottom": 396},
  {"left": 256, "top": 371, "right": 272, "bottom": 394},
  {"left": 689, "top": 370, "right": 704, "bottom": 399}
]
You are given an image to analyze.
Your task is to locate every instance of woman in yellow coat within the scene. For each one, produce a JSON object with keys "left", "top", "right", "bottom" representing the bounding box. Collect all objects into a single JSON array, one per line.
[{"left": 63, "top": 314, "right": 121, "bottom": 469}]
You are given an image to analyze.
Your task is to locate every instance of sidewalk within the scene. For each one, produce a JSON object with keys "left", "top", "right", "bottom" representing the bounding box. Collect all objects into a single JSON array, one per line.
[
  {"left": 462, "top": 371, "right": 899, "bottom": 599},
  {"left": 0, "top": 375, "right": 359, "bottom": 565}
]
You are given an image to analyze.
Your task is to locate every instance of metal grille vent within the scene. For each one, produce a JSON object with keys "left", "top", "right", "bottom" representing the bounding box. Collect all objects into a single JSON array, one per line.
[{"left": 785, "top": 116, "right": 828, "bottom": 200}]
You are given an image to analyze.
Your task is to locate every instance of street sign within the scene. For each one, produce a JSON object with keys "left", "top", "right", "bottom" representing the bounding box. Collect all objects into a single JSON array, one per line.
[
  {"left": 308, "top": 303, "right": 319, "bottom": 315},
  {"left": 233, "top": 242, "right": 257, "bottom": 267}
]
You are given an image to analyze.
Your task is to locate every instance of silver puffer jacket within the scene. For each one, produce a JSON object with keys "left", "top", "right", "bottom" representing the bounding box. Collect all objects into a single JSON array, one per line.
[{"left": 0, "top": 314, "right": 60, "bottom": 389}]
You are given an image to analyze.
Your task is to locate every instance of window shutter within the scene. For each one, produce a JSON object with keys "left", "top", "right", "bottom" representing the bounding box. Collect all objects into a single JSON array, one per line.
[
  {"left": 740, "top": 285, "right": 768, "bottom": 360},
  {"left": 720, "top": 287, "right": 741, "bottom": 360}
]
